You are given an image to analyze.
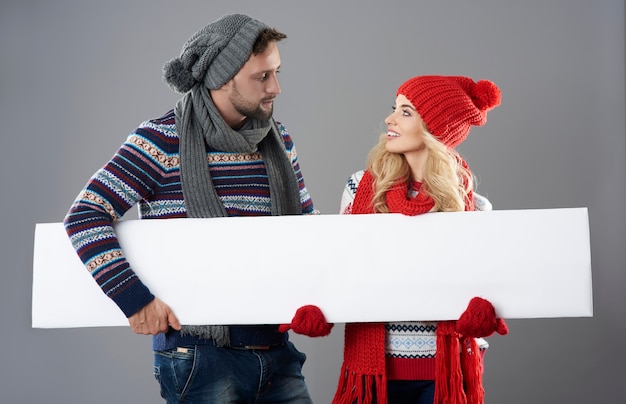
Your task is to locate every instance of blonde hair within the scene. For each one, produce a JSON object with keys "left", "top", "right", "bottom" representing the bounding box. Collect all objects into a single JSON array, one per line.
[{"left": 366, "top": 123, "right": 473, "bottom": 213}]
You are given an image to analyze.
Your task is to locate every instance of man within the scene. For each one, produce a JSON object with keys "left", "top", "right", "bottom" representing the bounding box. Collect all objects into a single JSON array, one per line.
[{"left": 64, "top": 14, "right": 321, "bottom": 403}]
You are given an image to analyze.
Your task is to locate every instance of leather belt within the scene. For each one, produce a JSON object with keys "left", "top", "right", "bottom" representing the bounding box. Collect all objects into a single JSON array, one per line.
[
  {"left": 228, "top": 325, "right": 287, "bottom": 350},
  {"left": 239, "top": 344, "right": 272, "bottom": 350}
]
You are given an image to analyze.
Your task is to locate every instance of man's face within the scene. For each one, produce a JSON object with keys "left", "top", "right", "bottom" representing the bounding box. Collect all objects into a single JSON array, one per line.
[{"left": 228, "top": 41, "right": 282, "bottom": 121}]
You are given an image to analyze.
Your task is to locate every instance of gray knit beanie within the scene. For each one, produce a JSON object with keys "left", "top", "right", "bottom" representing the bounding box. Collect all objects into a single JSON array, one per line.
[{"left": 163, "top": 14, "right": 268, "bottom": 93}]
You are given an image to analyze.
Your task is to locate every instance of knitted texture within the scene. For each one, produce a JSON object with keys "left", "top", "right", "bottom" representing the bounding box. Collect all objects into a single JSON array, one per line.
[
  {"left": 278, "top": 305, "right": 333, "bottom": 337},
  {"left": 334, "top": 171, "right": 442, "bottom": 404},
  {"left": 435, "top": 297, "right": 508, "bottom": 404},
  {"left": 397, "top": 76, "right": 501, "bottom": 148},
  {"left": 175, "top": 83, "right": 302, "bottom": 220},
  {"left": 63, "top": 109, "right": 316, "bottom": 325},
  {"left": 435, "top": 321, "right": 480, "bottom": 404},
  {"left": 351, "top": 166, "right": 474, "bottom": 216},
  {"left": 333, "top": 323, "right": 388, "bottom": 404},
  {"left": 351, "top": 171, "right": 435, "bottom": 215},
  {"left": 163, "top": 14, "right": 268, "bottom": 92},
  {"left": 385, "top": 322, "right": 438, "bottom": 380},
  {"left": 457, "top": 297, "right": 509, "bottom": 338},
  {"left": 333, "top": 170, "right": 492, "bottom": 404}
]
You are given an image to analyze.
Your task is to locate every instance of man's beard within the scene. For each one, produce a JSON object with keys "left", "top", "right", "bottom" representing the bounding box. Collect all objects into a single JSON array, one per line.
[{"left": 230, "top": 83, "right": 274, "bottom": 121}]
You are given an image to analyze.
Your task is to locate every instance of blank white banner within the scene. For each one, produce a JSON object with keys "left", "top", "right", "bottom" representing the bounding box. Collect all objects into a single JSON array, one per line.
[{"left": 32, "top": 208, "right": 592, "bottom": 328}]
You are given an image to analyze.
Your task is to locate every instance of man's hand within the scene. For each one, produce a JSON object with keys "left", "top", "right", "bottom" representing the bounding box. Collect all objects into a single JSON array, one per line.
[{"left": 128, "top": 297, "right": 182, "bottom": 335}]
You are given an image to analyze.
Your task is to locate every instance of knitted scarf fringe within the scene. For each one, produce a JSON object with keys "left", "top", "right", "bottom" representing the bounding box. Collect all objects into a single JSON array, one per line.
[
  {"left": 332, "top": 364, "right": 387, "bottom": 404},
  {"left": 333, "top": 322, "right": 387, "bottom": 404},
  {"left": 435, "top": 321, "right": 485, "bottom": 404},
  {"left": 179, "top": 325, "right": 230, "bottom": 347},
  {"left": 435, "top": 321, "right": 465, "bottom": 404},
  {"left": 461, "top": 338, "right": 484, "bottom": 404}
]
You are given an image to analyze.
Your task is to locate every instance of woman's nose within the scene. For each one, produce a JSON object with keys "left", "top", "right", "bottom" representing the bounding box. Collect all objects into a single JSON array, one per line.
[{"left": 384, "top": 112, "right": 395, "bottom": 126}]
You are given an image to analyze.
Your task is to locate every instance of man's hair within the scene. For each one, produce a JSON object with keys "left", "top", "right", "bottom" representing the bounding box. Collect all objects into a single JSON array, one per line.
[{"left": 253, "top": 28, "right": 287, "bottom": 54}]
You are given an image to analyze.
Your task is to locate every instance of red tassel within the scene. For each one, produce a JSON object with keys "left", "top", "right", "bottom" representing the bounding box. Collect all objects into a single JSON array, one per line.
[
  {"left": 332, "top": 366, "right": 387, "bottom": 404},
  {"left": 377, "top": 374, "right": 387, "bottom": 403},
  {"left": 332, "top": 364, "right": 356, "bottom": 404},
  {"left": 461, "top": 338, "right": 484, "bottom": 404},
  {"left": 333, "top": 323, "right": 387, "bottom": 404},
  {"left": 435, "top": 321, "right": 466, "bottom": 404},
  {"left": 448, "top": 336, "right": 466, "bottom": 404}
]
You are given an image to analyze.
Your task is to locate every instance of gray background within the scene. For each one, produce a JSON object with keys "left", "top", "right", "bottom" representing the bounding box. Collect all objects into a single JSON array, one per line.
[{"left": 1, "top": 1, "right": 624, "bottom": 403}]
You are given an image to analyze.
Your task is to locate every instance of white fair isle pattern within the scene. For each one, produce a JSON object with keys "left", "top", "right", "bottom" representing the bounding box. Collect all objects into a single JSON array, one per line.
[
  {"left": 385, "top": 321, "right": 438, "bottom": 358},
  {"left": 139, "top": 200, "right": 186, "bottom": 218},
  {"left": 339, "top": 170, "right": 364, "bottom": 214},
  {"left": 386, "top": 322, "right": 489, "bottom": 358}
]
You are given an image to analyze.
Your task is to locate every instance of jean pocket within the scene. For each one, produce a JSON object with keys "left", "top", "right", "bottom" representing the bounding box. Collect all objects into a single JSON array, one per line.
[
  {"left": 153, "top": 365, "right": 160, "bottom": 382},
  {"left": 153, "top": 347, "right": 197, "bottom": 399}
]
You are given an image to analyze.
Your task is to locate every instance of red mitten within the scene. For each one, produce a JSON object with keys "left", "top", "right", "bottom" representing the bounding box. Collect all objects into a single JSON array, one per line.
[
  {"left": 456, "top": 297, "right": 509, "bottom": 338},
  {"left": 278, "top": 305, "right": 333, "bottom": 337}
]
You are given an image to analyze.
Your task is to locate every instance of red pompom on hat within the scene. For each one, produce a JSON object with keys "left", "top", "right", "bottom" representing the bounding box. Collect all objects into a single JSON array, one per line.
[{"left": 397, "top": 75, "right": 502, "bottom": 149}]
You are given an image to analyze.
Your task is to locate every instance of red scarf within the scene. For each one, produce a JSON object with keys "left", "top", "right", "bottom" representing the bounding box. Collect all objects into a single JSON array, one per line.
[{"left": 332, "top": 171, "right": 481, "bottom": 404}]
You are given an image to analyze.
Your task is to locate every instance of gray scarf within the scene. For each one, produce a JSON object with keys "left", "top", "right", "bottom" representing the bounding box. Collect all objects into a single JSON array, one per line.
[{"left": 175, "top": 85, "right": 302, "bottom": 345}]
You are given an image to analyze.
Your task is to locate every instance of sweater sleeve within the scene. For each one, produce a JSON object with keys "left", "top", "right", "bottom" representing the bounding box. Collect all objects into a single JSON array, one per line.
[
  {"left": 63, "top": 123, "right": 172, "bottom": 318},
  {"left": 339, "top": 170, "right": 365, "bottom": 214},
  {"left": 473, "top": 192, "right": 493, "bottom": 211},
  {"left": 276, "top": 122, "right": 319, "bottom": 215}
]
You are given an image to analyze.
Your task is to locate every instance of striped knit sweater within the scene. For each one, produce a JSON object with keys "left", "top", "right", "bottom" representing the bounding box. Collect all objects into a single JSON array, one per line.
[
  {"left": 339, "top": 170, "right": 490, "bottom": 380},
  {"left": 64, "top": 109, "right": 317, "bottom": 340}
]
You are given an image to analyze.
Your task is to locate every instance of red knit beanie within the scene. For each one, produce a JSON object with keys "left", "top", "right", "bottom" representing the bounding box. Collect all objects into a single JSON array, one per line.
[{"left": 397, "top": 75, "right": 501, "bottom": 148}]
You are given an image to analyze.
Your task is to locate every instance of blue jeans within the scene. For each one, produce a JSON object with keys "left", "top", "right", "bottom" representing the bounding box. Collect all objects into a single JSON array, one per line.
[
  {"left": 356, "top": 380, "right": 435, "bottom": 404},
  {"left": 153, "top": 342, "right": 313, "bottom": 403},
  {"left": 387, "top": 380, "right": 435, "bottom": 404},
  {"left": 352, "top": 380, "right": 435, "bottom": 404}
]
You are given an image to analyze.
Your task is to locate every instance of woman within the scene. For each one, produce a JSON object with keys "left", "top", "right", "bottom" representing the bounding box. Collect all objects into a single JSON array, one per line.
[{"left": 332, "top": 75, "right": 507, "bottom": 404}]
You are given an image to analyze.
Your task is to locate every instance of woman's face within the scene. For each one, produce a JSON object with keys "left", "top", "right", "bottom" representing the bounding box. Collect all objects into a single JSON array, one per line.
[{"left": 384, "top": 94, "right": 427, "bottom": 156}]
